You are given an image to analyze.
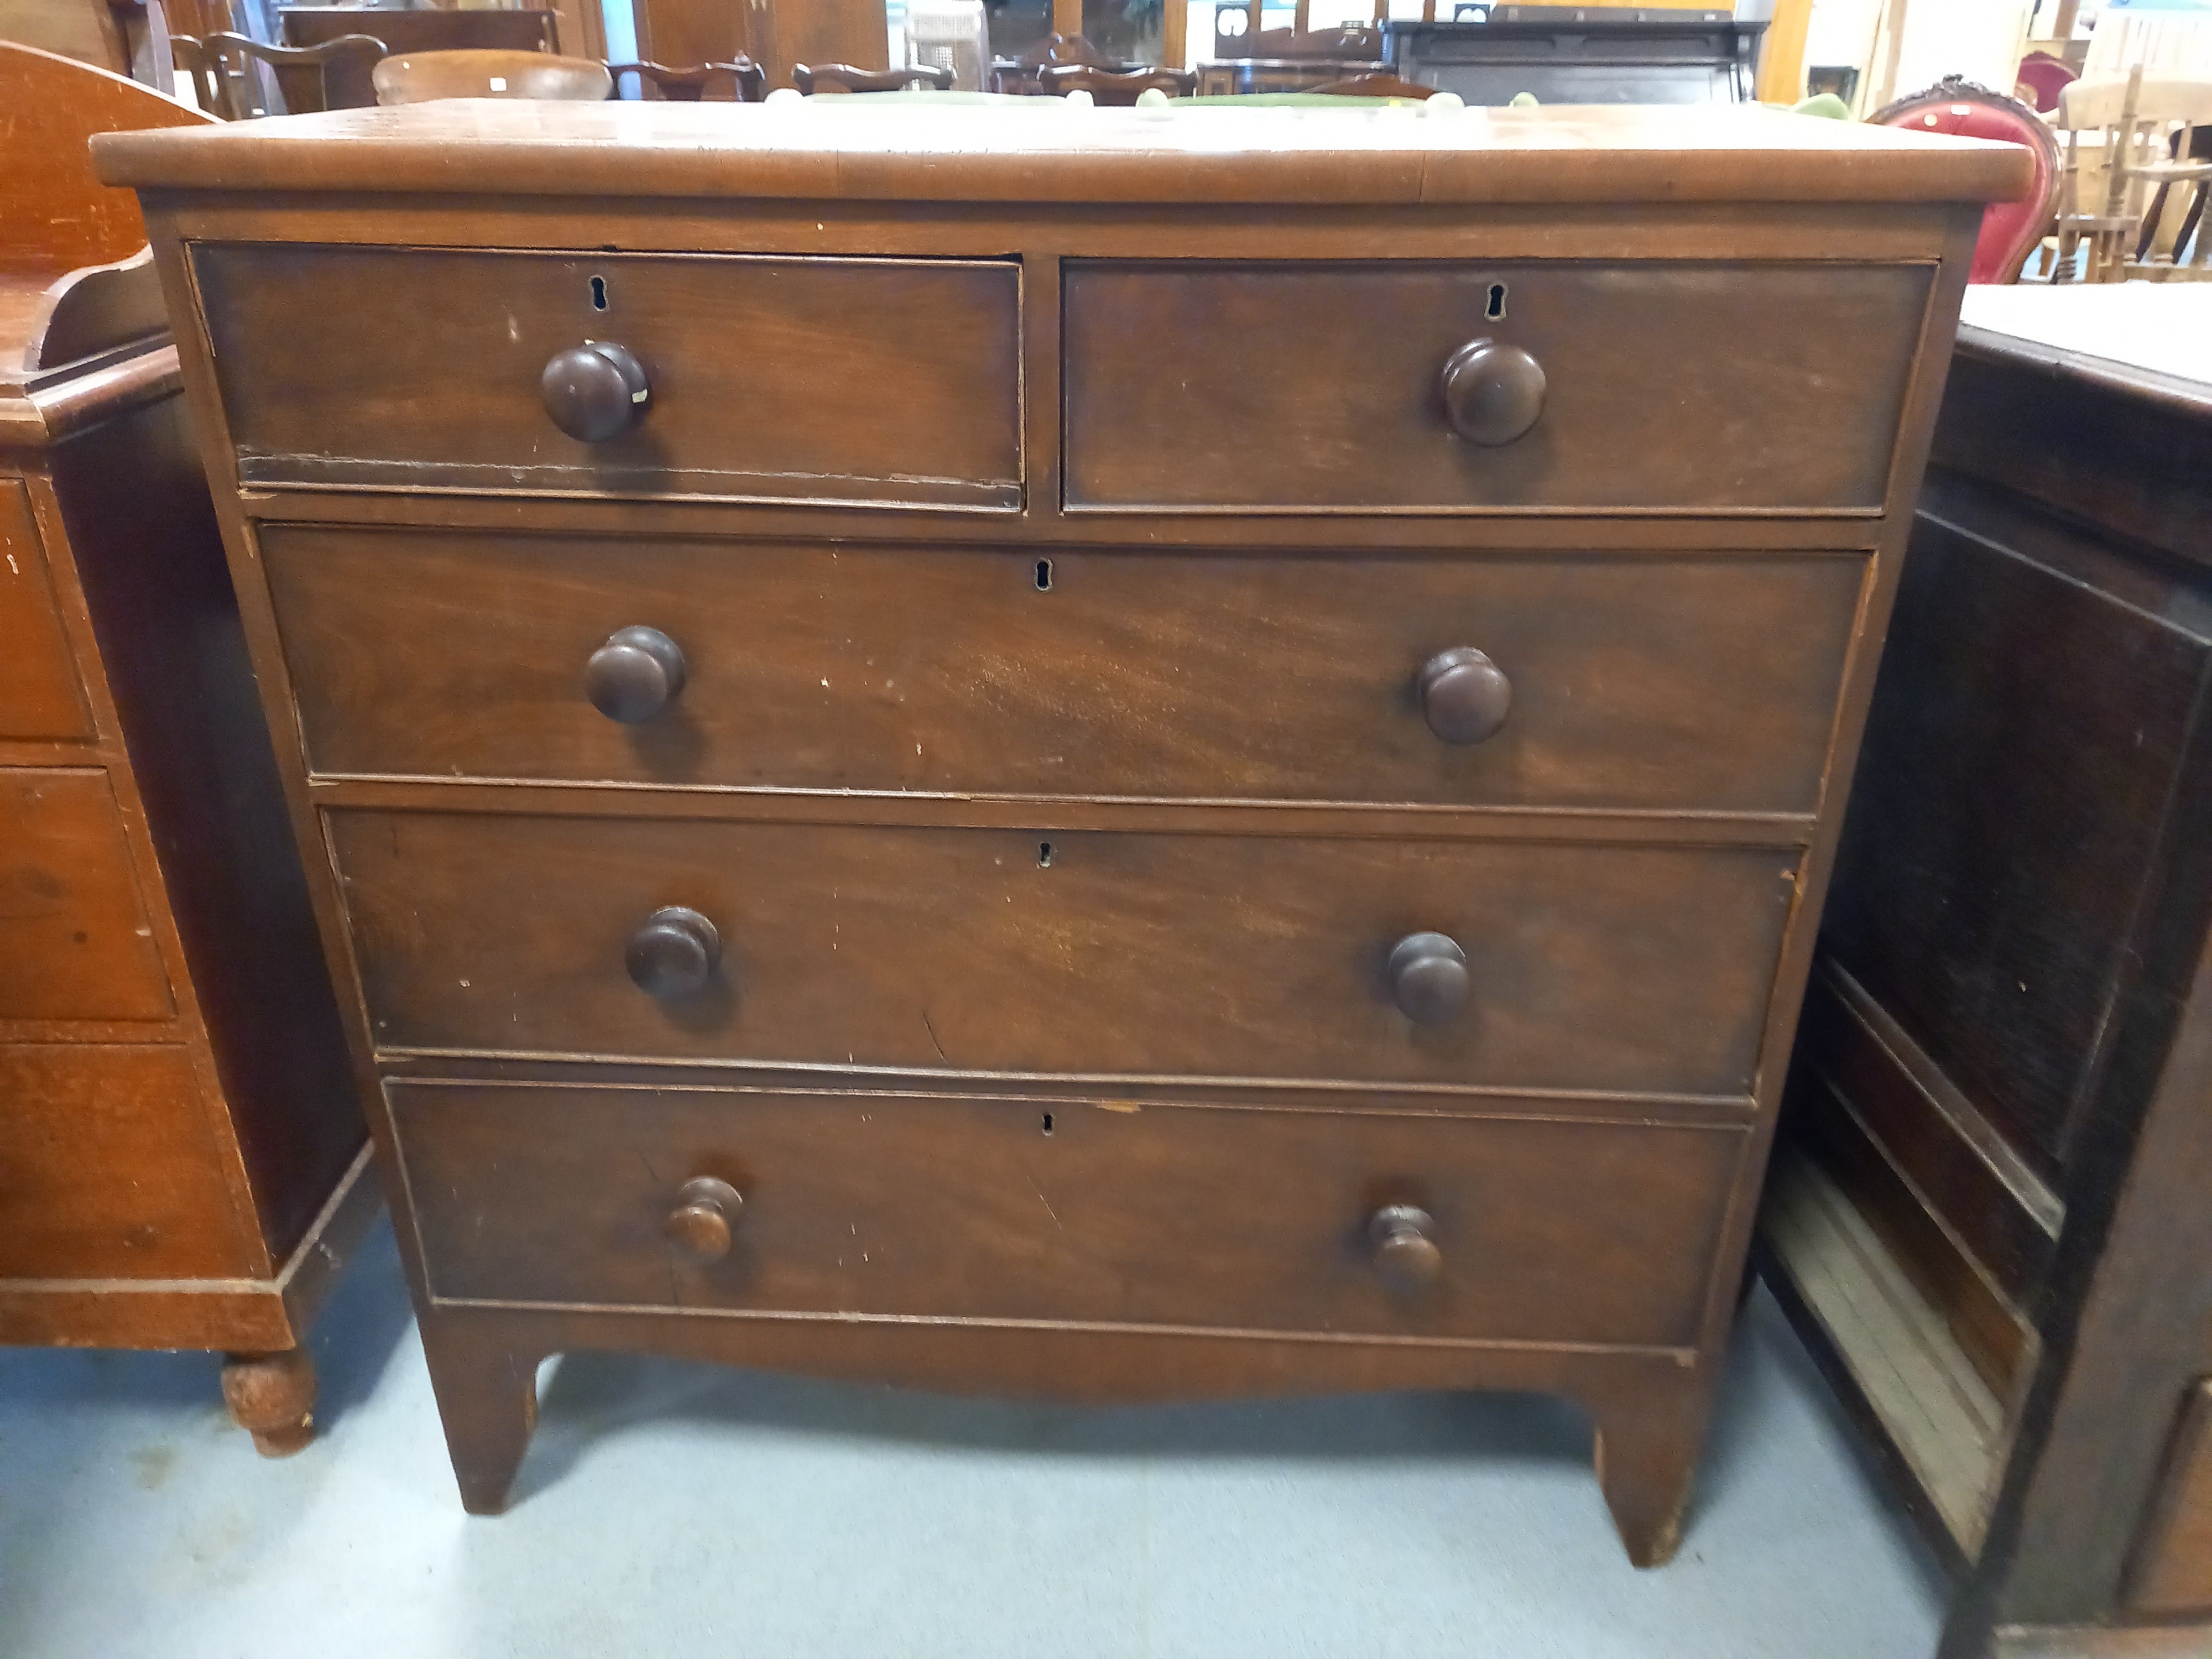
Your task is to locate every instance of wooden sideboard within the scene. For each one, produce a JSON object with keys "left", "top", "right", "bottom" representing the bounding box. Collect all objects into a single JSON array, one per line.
[
  {"left": 96, "top": 101, "right": 2022, "bottom": 1556},
  {"left": 2, "top": 42, "right": 373, "bottom": 1452},
  {"left": 1760, "top": 284, "right": 2212, "bottom": 1658}
]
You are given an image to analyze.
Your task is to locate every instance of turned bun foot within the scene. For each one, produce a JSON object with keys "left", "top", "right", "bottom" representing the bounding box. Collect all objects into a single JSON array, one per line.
[{"left": 221, "top": 1348, "right": 318, "bottom": 1457}]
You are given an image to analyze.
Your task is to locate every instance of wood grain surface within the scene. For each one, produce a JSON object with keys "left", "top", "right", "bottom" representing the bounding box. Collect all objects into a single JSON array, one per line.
[
  {"left": 327, "top": 809, "right": 1796, "bottom": 1095},
  {"left": 192, "top": 245, "right": 1023, "bottom": 507},
  {"left": 396, "top": 1079, "right": 1743, "bottom": 1348},
  {"left": 90, "top": 100, "right": 2034, "bottom": 206},
  {"left": 0, "top": 769, "right": 173, "bottom": 1021},
  {"left": 263, "top": 524, "right": 1864, "bottom": 813},
  {"left": 1064, "top": 260, "right": 1931, "bottom": 513},
  {"left": 0, "top": 479, "right": 90, "bottom": 742},
  {"left": 0, "top": 1045, "right": 257, "bottom": 1281}
]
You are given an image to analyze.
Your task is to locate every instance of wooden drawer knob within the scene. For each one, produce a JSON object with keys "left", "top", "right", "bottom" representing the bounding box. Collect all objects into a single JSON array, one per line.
[
  {"left": 665, "top": 1175, "right": 744, "bottom": 1261},
  {"left": 541, "top": 341, "right": 650, "bottom": 442},
  {"left": 1440, "top": 338, "right": 1546, "bottom": 446},
  {"left": 1417, "top": 648, "right": 1511, "bottom": 745},
  {"left": 1389, "top": 931, "right": 1470, "bottom": 1027},
  {"left": 1369, "top": 1203, "right": 1442, "bottom": 1291},
  {"left": 586, "top": 626, "right": 687, "bottom": 723},
  {"left": 625, "top": 905, "right": 720, "bottom": 999}
]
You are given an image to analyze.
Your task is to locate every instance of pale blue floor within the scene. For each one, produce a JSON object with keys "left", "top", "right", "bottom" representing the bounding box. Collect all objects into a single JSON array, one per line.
[{"left": 0, "top": 1222, "right": 1944, "bottom": 1658}]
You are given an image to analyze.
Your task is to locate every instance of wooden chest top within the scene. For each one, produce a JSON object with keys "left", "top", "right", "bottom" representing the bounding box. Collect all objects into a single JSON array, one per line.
[{"left": 91, "top": 99, "right": 2031, "bottom": 206}]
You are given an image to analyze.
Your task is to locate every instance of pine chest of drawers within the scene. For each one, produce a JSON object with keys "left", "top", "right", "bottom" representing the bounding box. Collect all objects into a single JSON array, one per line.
[{"left": 97, "top": 100, "right": 2023, "bottom": 1564}]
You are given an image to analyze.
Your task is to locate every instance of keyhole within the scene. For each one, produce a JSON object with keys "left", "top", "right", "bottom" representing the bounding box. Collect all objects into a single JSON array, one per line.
[
  {"left": 1035, "top": 558, "right": 1053, "bottom": 592},
  {"left": 1041, "top": 1113, "right": 1055, "bottom": 1135},
  {"left": 1037, "top": 841, "right": 1054, "bottom": 867},
  {"left": 590, "top": 275, "right": 609, "bottom": 311},
  {"left": 1485, "top": 283, "right": 1507, "bottom": 321}
]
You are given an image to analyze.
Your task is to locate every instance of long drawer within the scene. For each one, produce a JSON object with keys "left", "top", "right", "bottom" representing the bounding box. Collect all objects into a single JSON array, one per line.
[
  {"left": 1063, "top": 260, "right": 1931, "bottom": 513},
  {"left": 395, "top": 1080, "right": 1745, "bottom": 1348},
  {"left": 329, "top": 811, "right": 1796, "bottom": 1097},
  {"left": 265, "top": 526, "right": 1863, "bottom": 814},
  {"left": 190, "top": 246, "right": 1024, "bottom": 509}
]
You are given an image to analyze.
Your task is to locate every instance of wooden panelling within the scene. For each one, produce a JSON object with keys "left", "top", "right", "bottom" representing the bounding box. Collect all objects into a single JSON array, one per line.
[
  {"left": 191, "top": 246, "right": 1024, "bottom": 508},
  {"left": 1824, "top": 503, "right": 2210, "bottom": 1182},
  {"left": 0, "top": 1045, "right": 257, "bottom": 1282},
  {"left": 398, "top": 1080, "right": 1743, "bottom": 1348},
  {"left": 0, "top": 479, "right": 91, "bottom": 742},
  {"left": 330, "top": 811, "right": 1797, "bottom": 1095},
  {"left": 264, "top": 526, "right": 1864, "bottom": 813},
  {"left": 0, "top": 769, "right": 172, "bottom": 1022},
  {"left": 1795, "top": 964, "right": 2060, "bottom": 1305},
  {"left": 50, "top": 394, "right": 364, "bottom": 1256},
  {"left": 1062, "top": 260, "right": 1930, "bottom": 513}
]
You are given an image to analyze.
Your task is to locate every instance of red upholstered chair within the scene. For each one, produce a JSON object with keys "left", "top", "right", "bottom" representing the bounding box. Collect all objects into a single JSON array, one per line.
[
  {"left": 1870, "top": 75, "right": 2060, "bottom": 284},
  {"left": 2015, "top": 50, "right": 2077, "bottom": 114}
]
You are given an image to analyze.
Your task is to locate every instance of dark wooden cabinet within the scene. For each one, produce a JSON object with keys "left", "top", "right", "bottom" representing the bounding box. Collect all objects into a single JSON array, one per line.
[
  {"left": 1759, "top": 287, "right": 2212, "bottom": 1658},
  {"left": 96, "top": 99, "right": 2021, "bottom": 1559},
  {"left": 1, "top": 43, "right": 373, "bottom": 1452}
]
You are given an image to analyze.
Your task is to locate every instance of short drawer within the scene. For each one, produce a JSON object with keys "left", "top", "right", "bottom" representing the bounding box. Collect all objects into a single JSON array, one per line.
[
  {"left": 0, "top": 482, "right": 91, "bottom": 743},
  {"left": 1063, "top": 260, "right": 1931, "bottom": 513},
  {"left": 395, "top": 1080, "right": 1745, "bottom": 1349},
  {"left": 266, "top": 526, "right": 1862, "bottom": 815},
  {"left": 330, "top": 812, "right": 1796, "bottom": 1097},
  {"left": 0, "top": 770, "right": 171, "bottom": 1022},
  {"left": 191, "top": 246, "right": 1023, "bottom": 509}
]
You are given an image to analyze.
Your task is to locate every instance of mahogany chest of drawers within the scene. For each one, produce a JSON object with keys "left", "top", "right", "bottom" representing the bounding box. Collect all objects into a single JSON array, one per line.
[{"left": 97, "top": 100, "right": 2022, "bottom": 1563}]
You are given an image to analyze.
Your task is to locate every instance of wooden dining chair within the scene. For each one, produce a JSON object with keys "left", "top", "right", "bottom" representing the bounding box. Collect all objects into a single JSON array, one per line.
[
  {"left": 1037, "top": 63, "right": 1195, "bottom": 102},
  {"left": 790, "top": 62, "right": 952, "bottom": 93},
  {"left": 184, "top": 29, "right": 384, "bottom": 118},
  {"left": 2053, "top": 67, "right": 2212, "bottom": 282},
  {"left": 1195, "top": 19, "right": 1383, "bottom": 95},
  {"left": 372, "top": 48, "right": 613, "bottom": 105},
  {"left": 608, "top": 58, "right": 766, "bottom": 101}
]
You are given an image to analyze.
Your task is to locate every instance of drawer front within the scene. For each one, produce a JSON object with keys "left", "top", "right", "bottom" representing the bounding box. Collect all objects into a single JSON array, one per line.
[
  {"left": 268, "top": 526, "right": 1862, "bottom": 813},
  {"left": 0, "top": 481, "right": 92, "bottom": 743},
  {"left": 396, "top": 1081, "right": 1745, "bottom": 1348},
  {"left": 0, "top": 1045, "right": 256, "bottom": 1280},
  {"left": 330, "top": 812, "right": 1796, "bottom": 1097},
  {"left": 192, "top": 246, "right": 1023, "bottom": 509},
  {"left": 1063, "top": 260, "right": 1931, "bottom": 513},
  {"left": 0, "top": 771, "right": 172, "bottom": 1022}
]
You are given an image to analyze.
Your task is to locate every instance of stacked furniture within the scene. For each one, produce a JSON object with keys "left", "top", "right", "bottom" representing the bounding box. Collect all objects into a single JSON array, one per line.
[
  {"left": 1760, "top": 284, "right": 2212, "bottom": 1657},
  {"left": 1, "top": 42, "right": 371, "bottom": 1453},
  {"left": 97, "top": 98, "right": 2019, "bottom": 1554}
]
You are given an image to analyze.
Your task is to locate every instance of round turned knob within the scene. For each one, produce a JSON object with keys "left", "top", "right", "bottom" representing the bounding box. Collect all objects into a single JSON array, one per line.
[
  {"left": 1417, "top": 648, "right": 1511, "bottom": 745},
  {"left": 625, "top": 906, "right": 720, "bottom": 1000},
  {"left": 1439, "top": 338, "right": 1546, "bottom": 446},
  {"left": 541, "top": 341, "right": 650, "bottom": 442},
  {"left": 1389, "top": 931, "right": 1470, "bottom": 1027},
  {"left": 1369, "top": 1204, "right": 1443, "bottom": 1292},
  {"left": 665, "top": 1175, "right": 744, "bottom": 1261},
  {"left": 586, "top": 626, "right": 687, "bottom": 723}
]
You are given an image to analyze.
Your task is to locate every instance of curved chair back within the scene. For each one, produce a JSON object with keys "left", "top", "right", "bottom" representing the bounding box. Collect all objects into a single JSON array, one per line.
[
  {"left": 1870, "top": 76, "right": 2059, "bottom": 284},
  {"left": 1037, "top": 64, "right": 1195, "bottom": 103},
  {"left": 373, "top": 48, "right": 611, "bottom": 105},
  {"left": 608, "top": 58, "right": 765, "bottom": 101},
  {"left": 791, "top": 63, "right": 953, "bottom": 94}
]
